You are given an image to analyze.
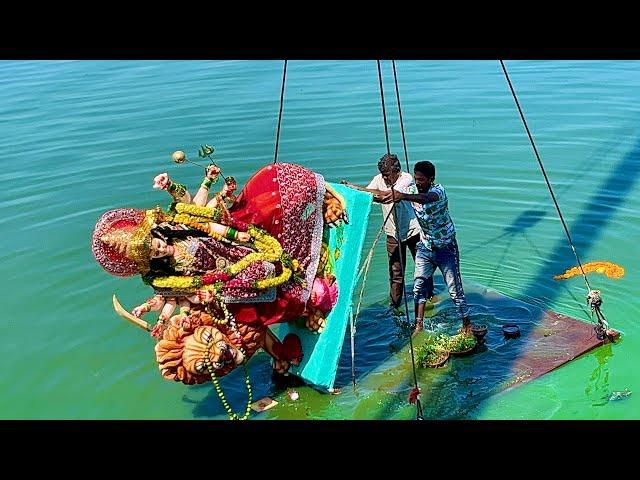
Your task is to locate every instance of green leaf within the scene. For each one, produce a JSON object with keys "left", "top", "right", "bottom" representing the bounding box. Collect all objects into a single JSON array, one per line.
[{"left": 202, "top": 144, "right": 215, "bottom": 156}]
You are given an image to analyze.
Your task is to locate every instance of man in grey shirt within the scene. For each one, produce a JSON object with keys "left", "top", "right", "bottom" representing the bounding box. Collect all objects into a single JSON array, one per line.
[{"left": 343, "top": 154, "right": 434, "bottom": 319}]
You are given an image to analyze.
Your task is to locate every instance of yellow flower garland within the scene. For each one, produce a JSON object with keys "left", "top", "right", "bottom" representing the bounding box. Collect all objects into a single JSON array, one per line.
[
  {"left": 173, "top": 213, "right": 212, "bottom": 224},
  {"left": 152, "top": 275, "right": 202, "bottom": 290},
  {"left": 150, "top": 215, "right": 295, "bottom": 293},
  {"left": 175, "top": 203, "right": 221, "bottom": 220},
  {"left": 169, "top": 213, "right": 227, "bottom": 243},
  {"left": 255, "top": 266, "right": 292, "bottom": 289}
]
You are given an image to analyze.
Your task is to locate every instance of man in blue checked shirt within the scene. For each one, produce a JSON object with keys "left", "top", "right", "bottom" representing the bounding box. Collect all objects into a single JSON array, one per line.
[{"left": 382, "top": 160, "right": 471, "bottom": 335}]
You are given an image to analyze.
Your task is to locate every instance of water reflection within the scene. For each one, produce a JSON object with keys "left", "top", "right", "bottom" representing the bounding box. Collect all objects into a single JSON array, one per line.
[{"left": 584, "top": 343, "right": 613, "bottom": 407}]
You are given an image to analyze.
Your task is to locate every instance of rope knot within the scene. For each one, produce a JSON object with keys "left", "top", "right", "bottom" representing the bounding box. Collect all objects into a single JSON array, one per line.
[
  {"left": 587, "top": 289, "right": 603, "bottom": 310},
  {"left": 588, "top": 289, "right": 610, "bottom": 337}
]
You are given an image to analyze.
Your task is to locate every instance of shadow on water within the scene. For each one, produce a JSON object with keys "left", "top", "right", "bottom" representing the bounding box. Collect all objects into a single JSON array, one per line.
[
  {"left": 439, "top": 134, "right": 640, "bottom": 418},
  {"left": 467, "top": 209, "right": 546, "bottom": 287},
  {"left": 466, "top": 209, "right": 547, "bottom": 256},
  {"left": 469, "top": 208, "right": 593, "bottom": 317}
]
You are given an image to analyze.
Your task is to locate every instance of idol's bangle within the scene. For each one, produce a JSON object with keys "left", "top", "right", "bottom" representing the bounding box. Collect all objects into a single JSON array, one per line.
[
  {"left": 168, "top": 182, "right": 187, "bottom": 199},
  {"left": 226, "top": 226, "right": 238, "bottom": 240}
]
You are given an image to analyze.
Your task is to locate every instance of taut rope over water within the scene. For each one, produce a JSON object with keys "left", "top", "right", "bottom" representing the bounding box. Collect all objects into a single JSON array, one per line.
[
  {"left": 499, "top": 60, "right": 612, "bottom": 337},
  {"left": 273, "top": 60, "right": 288, "bottom": 164},
  {"left": 377, "top": 60, "right": 424, "bottom": 420},
  {"left": 392, "top": 60, "right": 412, "bottom": 174}
]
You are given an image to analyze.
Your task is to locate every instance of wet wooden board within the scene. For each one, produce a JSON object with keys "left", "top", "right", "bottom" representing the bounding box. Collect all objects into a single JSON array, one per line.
[{"left": 502, "top": 310, "right": 608, "bottom": 391}]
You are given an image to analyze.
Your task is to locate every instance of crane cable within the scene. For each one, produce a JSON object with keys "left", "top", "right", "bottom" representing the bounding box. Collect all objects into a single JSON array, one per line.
[
  {"left": 499, "top": 60, "right": 611, "bottom": 338},
  {"left": 273, "top": 60, "right": 288, "bottom": 164},
  {"left": 378, "top": 59, "right": 424, "bottom": 420}
]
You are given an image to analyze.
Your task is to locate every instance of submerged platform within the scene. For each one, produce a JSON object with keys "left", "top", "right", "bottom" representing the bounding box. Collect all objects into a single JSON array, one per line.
[
  {"left": 501, "top": 308, "right": 609, "bottom": 392},
  {"left": 259, "top": 280, "right": 618, "bottom": 419}
]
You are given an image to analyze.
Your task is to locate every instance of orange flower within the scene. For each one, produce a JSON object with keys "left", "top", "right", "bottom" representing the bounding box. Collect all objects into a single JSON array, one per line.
[{"left": 554, "top": 261, "right": 625, "bottom": 280}]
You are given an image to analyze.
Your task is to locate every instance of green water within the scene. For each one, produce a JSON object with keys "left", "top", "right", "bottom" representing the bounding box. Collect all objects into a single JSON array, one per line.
[{"left": 1, "top": 60, "right": 638, "bottom": 419}]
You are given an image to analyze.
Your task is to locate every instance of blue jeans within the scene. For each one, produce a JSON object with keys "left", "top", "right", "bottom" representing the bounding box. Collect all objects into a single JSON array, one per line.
[{"left": 413, "top": 238, "right": 469, "bottom": 319}]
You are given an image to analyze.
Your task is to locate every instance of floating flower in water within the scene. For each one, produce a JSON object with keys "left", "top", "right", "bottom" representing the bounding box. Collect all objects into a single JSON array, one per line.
[
  {"left": 172, "top": 150, "right": 186, "bottom": 164},
  {"left": 288, "top": 389, "right": 299, "bottom": 401},
  {"left": 408, "top": 387, "right": 421, "bottom": 405},
  {"left": 554, "top": 261, "right": 625, "bottom": 280},
  {"left": 608, "top": 389, "right": 631, "bottom": 401}
]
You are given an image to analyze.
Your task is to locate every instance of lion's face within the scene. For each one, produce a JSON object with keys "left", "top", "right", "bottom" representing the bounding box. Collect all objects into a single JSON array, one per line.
[
  {"left": 155, "top": 320, "right": 246, "bottom": 384},
  {"left": 184, "top": 326, "right": 245, "bottom": 377}
]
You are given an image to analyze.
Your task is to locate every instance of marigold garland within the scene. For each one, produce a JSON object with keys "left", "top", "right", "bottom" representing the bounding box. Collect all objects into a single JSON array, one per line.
[
  {"left": 150, "top": 211, "right": 295, "bottom": 294},
  {"left": 152, "top": 275, "right": 203, "bottom": 290},
  {"left": 175, "top": 203, "right": 222, "bottom": 220},
  {"left": 255, "top": 267, "right": 291, "bottom": 289},
  {"left": 169, "top": 214, "right": 227, "bottom": 243},
  {"left": 554, "top": 261, "right": 625, "bottom": 280},
  {"left": 173, "top": 213, "right": 212, "bottom": 224}
]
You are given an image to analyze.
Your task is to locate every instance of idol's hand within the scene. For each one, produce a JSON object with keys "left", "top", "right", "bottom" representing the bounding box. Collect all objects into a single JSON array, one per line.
[
  {"left": 132, "top": 303, "right": 149, "bottom": 318},
  {"left": 236, "top": 231, "right": 251, "bottom": 242},
  {"left": 153, "top": 172, "right": 171, "bottom": 191},
  {"left": 205, "top": 164, "right": 221, "bottom": 179},
  {"left": 196, "top": 289, "right": 215, "bottom": 305}
]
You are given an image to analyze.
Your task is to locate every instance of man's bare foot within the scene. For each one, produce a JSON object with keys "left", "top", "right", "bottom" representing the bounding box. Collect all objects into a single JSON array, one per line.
[
  {"left": 458, "top": 318, "right": 473, "bottom": 335},
  {"left": 412, "top": 317, "right": 424, "bottom": 336}
]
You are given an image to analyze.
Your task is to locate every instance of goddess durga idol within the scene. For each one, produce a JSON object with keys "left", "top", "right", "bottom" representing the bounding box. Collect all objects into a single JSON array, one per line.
[{"left": 92, "top": 159, "right": 346, "bottom": 388}]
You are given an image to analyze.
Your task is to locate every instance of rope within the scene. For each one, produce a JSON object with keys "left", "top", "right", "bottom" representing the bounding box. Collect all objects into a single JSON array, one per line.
[
  {"left": 351, "top": 207, "right": 394, "bottom": 388},
  {"left": 273, "top": 60, "right": 288, "bottom": 164},
  {"left": 500, "top": 60, "right": 592, "bottom": 292},
  {"left": 349, "top": 308, "right": 356, "bottom": 388},
  {"left": 392, "top": 60, "right": 411, "bottom": 174},
  {"left": 500, "top": 60, "right": 612, "bottom": 335},
  {"left": 377, "top": 60, "right": 424, "bottom": 420},
  {"left": 377, "top": 61, "right": 391, "bottom": 155},
  {"left": 354, "top": 208, "right": 395, "bottom": 321},
  {"left": 350, "top": 62, "right": 399, "bottom": 390}
]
